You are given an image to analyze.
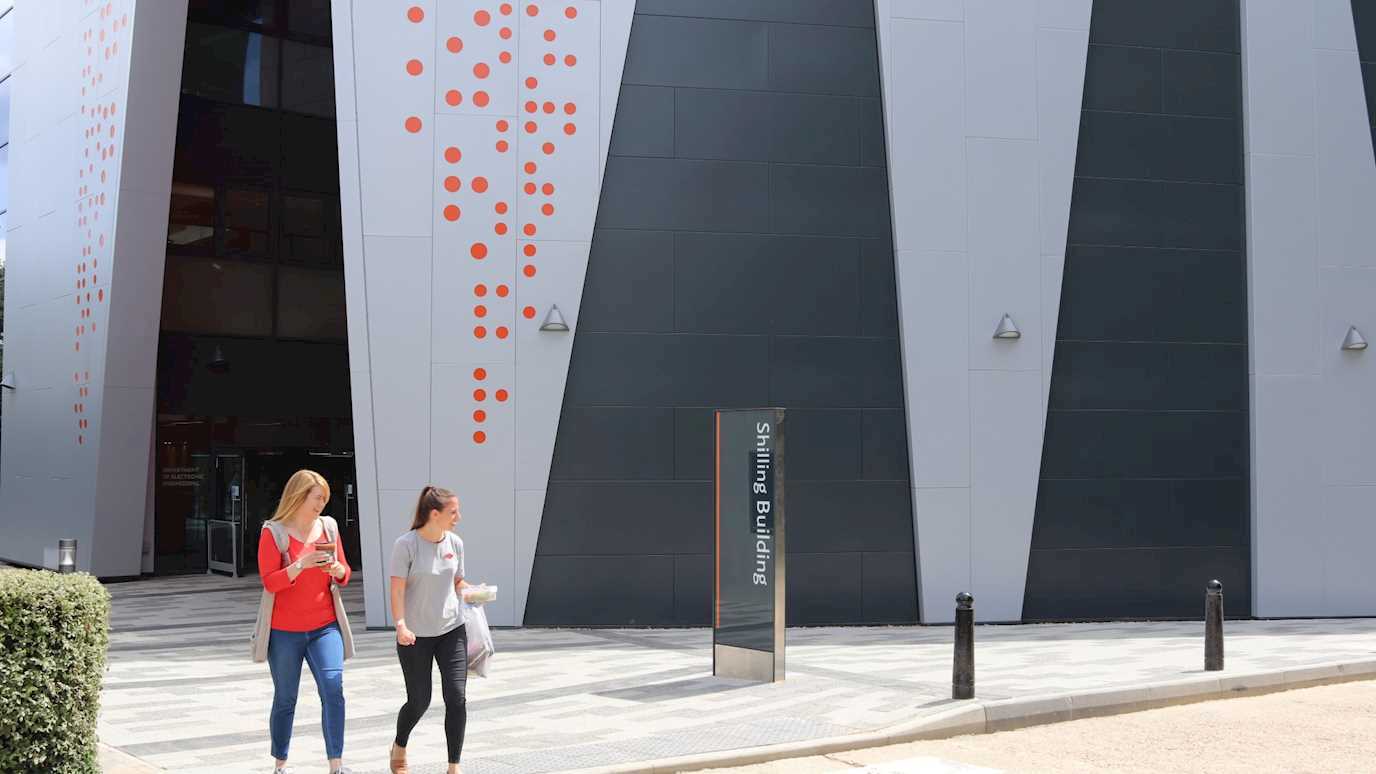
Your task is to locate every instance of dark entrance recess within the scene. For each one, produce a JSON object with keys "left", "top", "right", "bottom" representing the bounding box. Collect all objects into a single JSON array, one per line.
[{"left": 153, "top": 0, "right": 353, "bottom": 576}]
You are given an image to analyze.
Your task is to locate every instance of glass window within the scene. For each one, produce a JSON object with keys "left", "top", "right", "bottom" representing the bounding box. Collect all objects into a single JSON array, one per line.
[
  {"left": 281, "top": 40, "right": 334, "bottom": 117},
  {"left": 277, "top": 266, "right": 346, "bottom": 341},
  {"left": 0, "top": 76, "right": 11, "bottom": 149},
  {"left": 161, "top": 256, "right": 274, "bottom": 337},
  {"left": 182, "top": 22, "right": 280, "bottom": 108},
  {"left": 223, "top": 189, "right": 271, "bottom": 258},
  {"left": 286, "top": 0, "right": 332, "bottom": 40},
  {"left": 188, "top": 0, "right": 277, "bottom": 30},
  {"left": 167, "top": 182, "right": 216, "bottom": 252},
  {"left": 281, "top": 193, "right": 338, "bottom": 264}
]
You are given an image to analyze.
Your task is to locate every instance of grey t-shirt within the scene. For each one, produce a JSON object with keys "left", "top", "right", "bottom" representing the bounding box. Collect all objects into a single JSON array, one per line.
[{"left": 389, "top": 530, "right": 466, "bottom": 638}]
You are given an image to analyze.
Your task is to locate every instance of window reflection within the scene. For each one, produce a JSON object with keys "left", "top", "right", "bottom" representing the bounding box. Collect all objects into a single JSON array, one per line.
[
  {"left": 182, "top": 23, "right": 280, "bottom": 108},
  {"left": 168, "top": 182, "right": 216, "bottom": 251}
]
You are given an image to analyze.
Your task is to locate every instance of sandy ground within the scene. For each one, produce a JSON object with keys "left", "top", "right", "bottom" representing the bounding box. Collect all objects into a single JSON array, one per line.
[{"left": 701, "top": 679, "right": 1376, "bottom": 774}]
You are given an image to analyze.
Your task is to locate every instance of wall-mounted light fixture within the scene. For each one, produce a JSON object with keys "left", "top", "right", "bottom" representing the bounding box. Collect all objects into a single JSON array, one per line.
[
  {"left": 0, "top": 372, "right": 15, "bottom": 390},
  {"left": 540, "top": 305, "right": 570, "bottom": 332},
  {"left": 993, "top": 313, "right": 1021, "bottom": 340},
  {"left": 207, "top": 344, "right": 231, "bottom": 374},
  {"left": 1341, "top": 325, "right": 1368, "bottom": 351}
]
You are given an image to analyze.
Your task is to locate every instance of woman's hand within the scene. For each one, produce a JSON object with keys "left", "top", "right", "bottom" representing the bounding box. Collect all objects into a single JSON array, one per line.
[
  {"left": 396, "top": 624, "right": 417, "bottom": 646},
  {"left": 285, "top": 551, "right": 331, "bottom": 581},
  {"left": 328, "top": 561, "right": 347, "bottom": 580}
]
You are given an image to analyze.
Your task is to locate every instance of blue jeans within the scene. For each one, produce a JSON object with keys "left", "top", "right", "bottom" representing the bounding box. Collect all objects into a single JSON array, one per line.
[{"left": 267, "top": 623, "right": 345, "bottom": 760}]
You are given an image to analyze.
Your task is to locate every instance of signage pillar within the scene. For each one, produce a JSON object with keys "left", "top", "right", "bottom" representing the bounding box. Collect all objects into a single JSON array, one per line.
[{"left": 713, "top": 408, "right": 786, "bottom": 682}]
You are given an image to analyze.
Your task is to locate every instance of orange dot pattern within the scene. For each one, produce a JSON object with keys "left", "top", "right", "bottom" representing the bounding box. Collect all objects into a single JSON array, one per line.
[
  {"left": 399, "top": 2, "right": 587, "bottom": 444},
  {"left": 72, "top": 1, "right": 128, "bottom": 446}
]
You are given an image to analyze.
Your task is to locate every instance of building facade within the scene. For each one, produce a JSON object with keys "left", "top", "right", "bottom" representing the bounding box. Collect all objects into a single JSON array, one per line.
[{"left": 2, "top": 0, "right": 1374, "bottom": 628}]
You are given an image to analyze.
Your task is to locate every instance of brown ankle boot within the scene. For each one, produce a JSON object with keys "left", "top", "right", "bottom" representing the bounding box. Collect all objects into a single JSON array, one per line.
[{"left": 389, "top": 743, "right": 409, "bottom": 774}]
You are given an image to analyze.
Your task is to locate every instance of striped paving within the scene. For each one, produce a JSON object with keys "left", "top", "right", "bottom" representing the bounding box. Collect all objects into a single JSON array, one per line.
[{"left": 96, "top": 574, "right": 1376, "bottom": 773}]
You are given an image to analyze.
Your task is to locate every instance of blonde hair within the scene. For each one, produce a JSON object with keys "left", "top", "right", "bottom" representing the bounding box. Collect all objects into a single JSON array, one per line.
[{"left": 269, "top": 469, "right": 331, "bottom": 522}]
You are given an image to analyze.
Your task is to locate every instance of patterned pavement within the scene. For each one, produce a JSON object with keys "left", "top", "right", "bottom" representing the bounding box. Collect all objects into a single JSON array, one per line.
[{"left": 97, "top": 573, "right": 1376, "bottom": 773}]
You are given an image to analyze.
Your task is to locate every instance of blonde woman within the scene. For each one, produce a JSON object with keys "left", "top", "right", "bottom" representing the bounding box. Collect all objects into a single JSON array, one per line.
[
  {"left": 257, "top": 469, "right": 354, "bottom": 774},
  {"left": 388, "top": 485, "right": 470, "bottom": 774}
]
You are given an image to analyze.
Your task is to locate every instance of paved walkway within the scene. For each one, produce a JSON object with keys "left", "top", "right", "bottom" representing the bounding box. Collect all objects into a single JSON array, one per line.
[{"left": 97, "top": 574, "right": 1376, "bottom": 773}]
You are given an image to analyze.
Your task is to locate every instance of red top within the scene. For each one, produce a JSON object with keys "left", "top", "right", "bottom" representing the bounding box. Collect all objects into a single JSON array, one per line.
[{"left": 258, "top": 525, "right": 352, "bottom": 632}]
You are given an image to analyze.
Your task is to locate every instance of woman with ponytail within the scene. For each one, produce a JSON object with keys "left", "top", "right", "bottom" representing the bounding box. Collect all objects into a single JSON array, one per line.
[{"left": 387, "top": 486, "right": 470, "bottom": 774}]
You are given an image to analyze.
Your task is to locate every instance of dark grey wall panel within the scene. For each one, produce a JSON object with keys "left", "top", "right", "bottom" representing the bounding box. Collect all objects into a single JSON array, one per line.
[
  {"left": 1353, "top": 1, "right": 1376, "bottom": 152},
  {"left": 1025, "top": 0, "right": 1250, "bottom": 620},
  {"left": 530, "top": 1, "right": 913, "bottom": 626}
]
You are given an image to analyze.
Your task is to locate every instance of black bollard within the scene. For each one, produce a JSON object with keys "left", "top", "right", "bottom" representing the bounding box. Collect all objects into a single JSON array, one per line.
[
  {"left": 953, "top": 592, "right": 974, "bottom": 699},
  {"left": 1205, "top": 580, "right": 1224, "bottom": 672}
]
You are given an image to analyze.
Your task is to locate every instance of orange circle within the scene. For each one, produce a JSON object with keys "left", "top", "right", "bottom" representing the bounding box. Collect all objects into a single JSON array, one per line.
[
  {"left": 474, "top": 326, "right": 487, "bottom": 339},
  {"left": 475, "top": 367, "right": 488, "bottom": 380},
  {"left": 405, "top": 116, "right": 423, "bottom": 133},
  {"left": 523, "top": 306, "right": 536, "bottom": 319},
  {"left": 500, "top": 26, "right": 513, "bottom": 39},
  {"left": 474, "top": 10, "right": 491, "bottom": 25},
  {"left": 525, "top": 76, "right": 539, "bottom": 89},
  {"left": 565, "top": 6, "right": 577, "bottom": 18},
  {"left": 474, "top": 431, "right": 487, "bottom": 444},
  {"left": 406, "top": 59, "right": 423, "bottom": 75},
  {"left": 542, "top": 183, "right": 555, "bottom": 195},
  {"left": 496, "top": 201, "right": 510, "bottom": 214},
  {"left": 497, "top": 120, "right": 510, "bottom": 132},
  {"left": 523, "top": 223, "right": 537, "bottom": 236},
  {"left": 565, "top": 54, "right": 577, "bottom": 67},
  {"left": 444, "top": 176, "right": 461, "bottom": 192},
  {"left": 523, "top": 244, "right": 537, "bottom": 257},
  {"left": 474, "top": 62, "right": 491, "bottom": 78},
  {"left": 445, "top": 146, "right": 462, "bottom": 163},
  {"left": 524, "top": 265, "right": 537, "bottom": 277},
  {"left": 495, "top": 223, "right": 509, "bottom": 235},
  {"left": 526, "top": 4, "right": 539, "bottom": 16},
  {"left": 474, "top": 284, "right": 488, "bottom": 297},
  {"left": 496, "top": 284, "right": 511, "bottom": 297},
  {"left": 543, "top": 54, "right": 556, "bottom": 66},
  {"left": 473, "top": 176, "right": 489, "bottom": 193},
  {"left": 447, "top": 36, "right": 463, "bottom": 53},
  {"left": 542, "top": 203, "right": 554, "bottom": 216},
  {"left": 496, "top": 389, "right": 510, "bottom": 401},
  {"left": 543, "top": 101, "right": 556, "bottom": 113},
  {"left": 474, "top": 304, "right": 488, "bottom": 318},
  {"left": 446, "top": 89, "right": 462, "bottom": 106},
  {"left": 444, "top": 205, "right": 461, "bottom": 221},
  {"left": 542, "top": 142, "right": 555, "bottom": 155},
  {"left": 474, "top": 409, "right": 487, "bottom": 422},
  {"left": 471, "top": 242, "right": 488, "bottom": 259},
  {"left": 474, "top": 91, "right": 490, "bottom": 107},
  {"left": 496, "top": 140, "right": 510, "bottom": 153},
  {"left": 499, "top": 51, "right": 512, "bottom": 64},
  {"left": 496, "top": 326, "right": 510, "bottom": 339},
  {"left": 545, "top": 29, "right": 556, "bottom": 41},
  {"left": 524, "top": 182, "right": 537, "bottom": 194},
  {"left": 474, "top": 389, "right": 487, "bottom": 401},
  {"left": 500, "top": 2, "right": 513, "bottom": 14},
  {"left": 525, "top": 120, "right": 538, "bottom": 134},
  {"left": 564, "top": 122, "right": 577, "bottom": 135},
  {"left": 407, "top": 6, "right": 424, "bottom": 22},
  {"left": 524, "top": 161, "right": 538, "bottom": 174},
  {"left": 525, "top": 100, "right": 538, "bottom": 113}
]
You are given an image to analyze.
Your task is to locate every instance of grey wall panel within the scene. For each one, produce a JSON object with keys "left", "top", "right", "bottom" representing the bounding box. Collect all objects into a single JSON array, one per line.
[
  {"left": 1026, "top": 0, "right": 1250, "bottom": 620},
  {"left": 877, "top": 0, "right": 1092, "bottom": 621},
  {"left": 1242, "top": 0, "right": 1376, "bottom": 616},
  {"left": 530, "top": 0, "right": 914, "bottom": 626}
]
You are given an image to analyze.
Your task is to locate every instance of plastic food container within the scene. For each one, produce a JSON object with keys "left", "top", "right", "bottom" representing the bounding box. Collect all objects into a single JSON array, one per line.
[{"left": 464, "top": 584, "right": 498, "bottom": 604}]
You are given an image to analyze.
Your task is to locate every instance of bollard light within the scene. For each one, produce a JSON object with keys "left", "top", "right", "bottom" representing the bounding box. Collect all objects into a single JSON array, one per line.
[
  {"left": 1205, "top": 580, "right": 1224, "bottom": 672},
  {"left": 953, "top": 592, "right": 975, "bottom": 700},
  {"left": 58, "top": 539, "right": 78, "bottom": 574}
]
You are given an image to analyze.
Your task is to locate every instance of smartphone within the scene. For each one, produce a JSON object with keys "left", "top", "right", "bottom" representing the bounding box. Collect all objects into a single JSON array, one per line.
[{"left": 314, "top": 541, "right": 336, "bottom": 564}]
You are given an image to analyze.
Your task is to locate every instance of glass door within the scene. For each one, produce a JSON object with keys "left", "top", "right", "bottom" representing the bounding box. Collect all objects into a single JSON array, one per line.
[{"left": 207, "top": 452, "right": 245, "bottom": 576}]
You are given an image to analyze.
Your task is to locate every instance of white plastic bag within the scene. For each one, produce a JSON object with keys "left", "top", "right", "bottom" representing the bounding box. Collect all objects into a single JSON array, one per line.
[{"left": 463, "top": 602, "right": 495, "bottom": 677}]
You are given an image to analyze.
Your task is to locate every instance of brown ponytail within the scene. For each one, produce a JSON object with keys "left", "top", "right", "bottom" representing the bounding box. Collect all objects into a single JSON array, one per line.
[{"left": 410, "top": 485, "right": 456, "bottom": 530}]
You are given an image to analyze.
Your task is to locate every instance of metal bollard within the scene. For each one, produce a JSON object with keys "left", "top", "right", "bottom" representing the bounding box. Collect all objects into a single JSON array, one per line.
[
  {"left": 57, "top": 539, "right": 78, "bottom": 574},
  {"left": 1205, "top": 579, "right": 1224, "bottom": 672},
  {"left": 953, "top": 592, "right": 975, "bottom": 700}
]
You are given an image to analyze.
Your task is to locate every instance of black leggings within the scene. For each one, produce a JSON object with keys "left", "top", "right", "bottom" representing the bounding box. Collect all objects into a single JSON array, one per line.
[{"left": 395, "top": 625, "right": 468, "bottom": 764}]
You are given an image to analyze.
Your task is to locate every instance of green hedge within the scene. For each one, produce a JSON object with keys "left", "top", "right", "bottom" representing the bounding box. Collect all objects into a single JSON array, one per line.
[{"left": 0, "top": 569, "right": 111, "bottom": 774}]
